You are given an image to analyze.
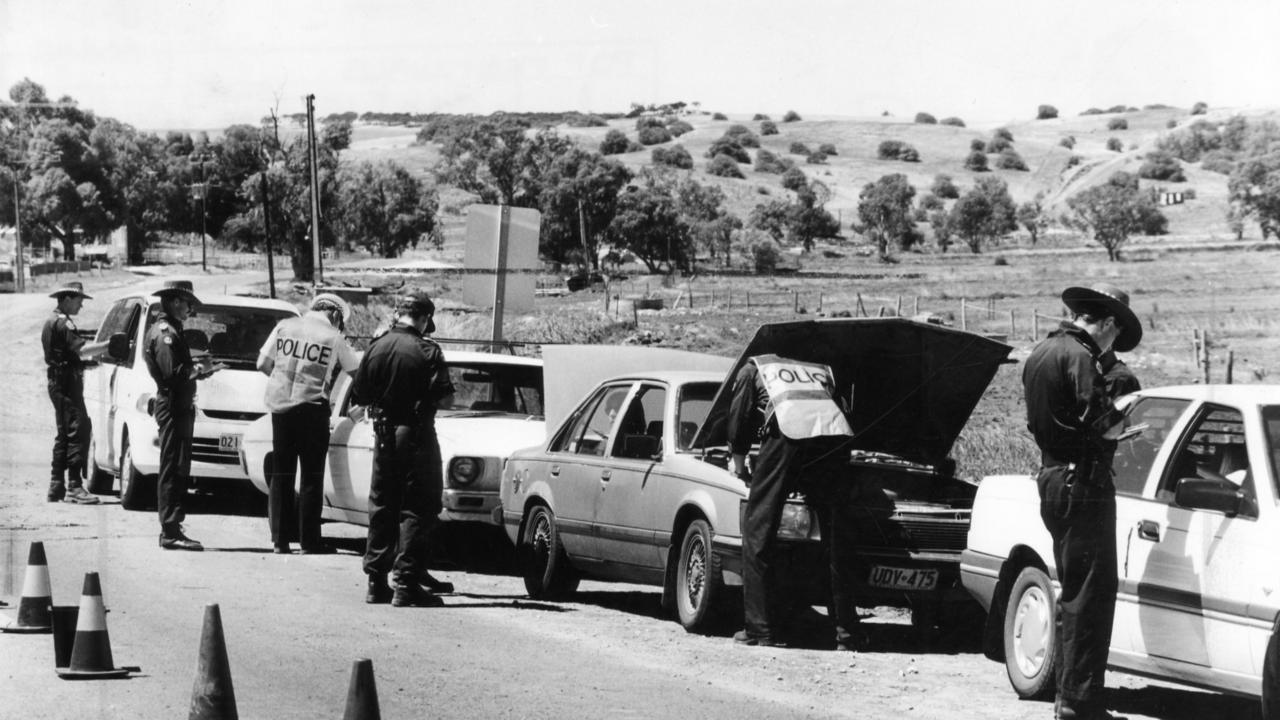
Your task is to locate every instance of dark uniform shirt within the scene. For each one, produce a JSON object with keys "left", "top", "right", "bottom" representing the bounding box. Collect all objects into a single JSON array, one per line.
[
  {"left": 1099, "top": 350, "right": 1141, "bottom": 398},
  {"left": 727, "top": 362, "right": 770, "bottom": 455},
  {"left": 144, "top": 312, "right": 197, "bottom": 406},
  {"left": 1022, "top": 322, "right": 1122, "bottom": 466},
  {"left": 351, "top": 325, "right": 453, "bottom": 423},
  {"left": 42, "top": 312, "right": 86, "bottom": 370}
]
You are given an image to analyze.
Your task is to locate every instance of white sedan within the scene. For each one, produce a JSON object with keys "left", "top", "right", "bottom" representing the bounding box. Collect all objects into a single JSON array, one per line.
[
  {"left": 962, "top": 385, "right": 1280, "bottom": 716},
  {"left": 242, "top": 350, "right": 544, "bottom": 526}
]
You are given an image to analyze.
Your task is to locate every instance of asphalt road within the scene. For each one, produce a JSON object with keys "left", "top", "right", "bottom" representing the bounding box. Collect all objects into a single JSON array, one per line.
[{"left": 0, "top": 269, "right": 1261, "bottom": 720}]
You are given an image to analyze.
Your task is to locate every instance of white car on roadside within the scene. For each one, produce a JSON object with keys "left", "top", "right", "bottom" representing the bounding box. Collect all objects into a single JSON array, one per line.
[
  {"left": 83, "top": 292, "right": 300, "bottom": 509},
  {"left": 240, "top": 350, "right": 545, "bottom": 526},
  {"left": 962, "top": 385, "right": 1280, "bottom": 717}
]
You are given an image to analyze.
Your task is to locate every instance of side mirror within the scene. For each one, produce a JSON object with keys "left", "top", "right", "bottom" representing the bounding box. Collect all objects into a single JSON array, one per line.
[
  {"left": 1174, "top": 477, "right": 1243, "bottom": 517},
  {"left": 107, "top": 333, "right": 130, "bottom": 363}
]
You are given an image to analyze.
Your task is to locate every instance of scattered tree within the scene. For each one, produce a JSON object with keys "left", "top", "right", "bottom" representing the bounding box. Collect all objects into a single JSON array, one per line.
[
  {"left": 638, "top": 125, "right": 672, "bottom": 145},
  {"left": 818, "top": 143, "right": 838, "bottom": 155},
  {"left": 1037, "top": 105, "right": 1059, "bottom": 120},
  {"left": 965, "top": 150, "right": 990, "bottom": 172},
  {"left": 1138, "top": 151, "right": 1186, "bottom": 182},
  {"left": 1191, "top": 101, "right": 1208, "bottom": 115},
  {"left": 1106, "top": 137, "right": 1124, "bottom": 152},
  {"left": 781, "top": 167, "right": 807, "bottom": 192},
  {"left": 335, "top": 160, "right": 438, "bottom": 258},
  {"left": 760, "top": 120, "right": 779, "bottom": 136},
  {"left": 705, "top": 137, "right": 750, "bottom": 163},
  {"left": 930, "top": 174, "right": 959, "bottom": 199},
  {"left": 970, "top": 139, "right": 987, "bottom": 152},
  {"left": 914, "top": 112, "right": 937, "bottom": 124},
  {"left": 995, "top": 148, "right": 1029, "bottom": 171},
  {"left": 855, "top": 173, "right": 917, "bottom": 259},
  {"left": 789, "top": 141, "right": 811, "bottom": 155},
  {"left": 1059, "top": 136, "right": 1076, "bottom": 149},
  {"left": 652, "top": 144, "right": 693, "bottom": 169},
  {"left": 939, "top": 117, "right": 966, "bottom": 127},
  {"left": 949, "top": 176, "right": 1017, "bottom": 253},
  {"left": 783, "top": 110, "right": 802, "bottom": 122},
  {"left": 1107, "top": 117, "right": 1129, "bottom": 131},
  {"left": 1017, "top": 193, "right": 1046, "bottom": 244},
  {"left": 707, "top": 154, "right": 745, "bottom": 178}
]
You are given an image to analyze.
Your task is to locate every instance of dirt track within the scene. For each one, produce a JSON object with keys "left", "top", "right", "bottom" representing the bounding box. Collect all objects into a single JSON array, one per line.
[{"left": 0, "top": 270, "right": 1259, "bottom": 720}]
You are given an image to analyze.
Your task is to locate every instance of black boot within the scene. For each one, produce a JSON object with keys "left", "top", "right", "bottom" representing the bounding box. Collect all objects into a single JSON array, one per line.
[
  {"left": 366, "top": 574, "right": 392, "bottom": 604},
  {"left": 392, "top": 581, "right": 443, "bottom": 608}
]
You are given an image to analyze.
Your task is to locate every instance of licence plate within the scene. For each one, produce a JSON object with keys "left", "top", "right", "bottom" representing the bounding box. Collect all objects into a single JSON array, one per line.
[
  {"left": 868, "top": 565, "right": 938, "bottom": 591},
  {"left": 219, "top": 434, "right": 242, "bottom": 452}
]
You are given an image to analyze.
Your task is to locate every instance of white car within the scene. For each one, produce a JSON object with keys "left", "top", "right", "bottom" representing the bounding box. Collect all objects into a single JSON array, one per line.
[
  {"left": 961, "top": 385, "right": 1280, "bottom": 716},
  {"left": 84, "top": 292, "right": 299, "bottom": 509},
  {"left": 241, "top": 350, "right": 544, "bottom": 526}
]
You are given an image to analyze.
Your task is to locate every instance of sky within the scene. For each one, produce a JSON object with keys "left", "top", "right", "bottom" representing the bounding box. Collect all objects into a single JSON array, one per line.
[{"left": 2, "top": 0, "right": 1278, "bottom": 131}]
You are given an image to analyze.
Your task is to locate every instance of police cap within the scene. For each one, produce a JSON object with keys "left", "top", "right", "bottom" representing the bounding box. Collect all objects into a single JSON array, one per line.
[{"left": 396, "top": 292, "right": 435, "bottom": 318}]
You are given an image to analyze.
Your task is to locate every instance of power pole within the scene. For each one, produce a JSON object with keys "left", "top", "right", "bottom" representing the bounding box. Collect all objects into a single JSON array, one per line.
[
  {"left": 305, "top": 94, "right": 323, "bottom": 286},
  {"left": 13, "top": 178, "right": 25, "bottom": 293}
]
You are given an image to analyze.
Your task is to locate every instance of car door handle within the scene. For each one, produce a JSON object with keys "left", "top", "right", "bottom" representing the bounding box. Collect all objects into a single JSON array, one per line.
[
  {"left": 1137, "top": 520, "right": 1161, "bottom": 542},
  {"left": 600, "top": 469, "right": 612, "bottom": 482},
  {"left": 549, "top": 465, "right": 560, "bottom": 477}
]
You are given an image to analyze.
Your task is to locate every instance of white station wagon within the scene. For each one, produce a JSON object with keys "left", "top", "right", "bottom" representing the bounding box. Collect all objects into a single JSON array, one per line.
[{"left": 962, "top": 385, "right": 1280, "bottom": 716}]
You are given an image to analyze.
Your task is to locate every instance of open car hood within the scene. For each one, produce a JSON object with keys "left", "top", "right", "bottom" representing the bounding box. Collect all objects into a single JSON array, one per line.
[{"left": 692, "top": 318, "right": 1012, "bottom": 466}]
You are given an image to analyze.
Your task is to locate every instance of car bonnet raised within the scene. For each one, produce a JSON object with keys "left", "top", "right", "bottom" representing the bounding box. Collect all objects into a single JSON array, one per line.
[{"left": 692, "top": 317, "right": 1013, "bottom": 466}]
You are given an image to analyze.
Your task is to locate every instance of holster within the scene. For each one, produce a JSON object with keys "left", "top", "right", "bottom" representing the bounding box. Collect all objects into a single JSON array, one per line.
[{"left": 369, "top": 407, "right": 395, "bottom": 450}]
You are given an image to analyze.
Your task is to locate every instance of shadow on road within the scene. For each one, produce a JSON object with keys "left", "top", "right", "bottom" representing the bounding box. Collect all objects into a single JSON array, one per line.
[
  {"left": 572, "top": 589, "right": 667, "bottom": 622},
  {"left": 1104, "top": 684, "right": 1259, "bottom": 720}
]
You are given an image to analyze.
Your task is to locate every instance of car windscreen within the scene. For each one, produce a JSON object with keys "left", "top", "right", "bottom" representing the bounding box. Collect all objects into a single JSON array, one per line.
[
  {"left": 440, "top": 361, "right": 544, "bottom": 417},
  {"left": 147, "top": 304, "right": 296, "bottom": 369},
  {"left": 676, "top": 381, "right": 720, "bottom": 451}
]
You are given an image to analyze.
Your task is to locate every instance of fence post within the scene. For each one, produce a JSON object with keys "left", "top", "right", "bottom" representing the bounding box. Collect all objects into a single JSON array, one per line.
[
  {"left": 1191, "top": 329, "right": 1201, "bottom": 368},
  {"left": 817, "top": 292, "right": 823, "bottom": 313},
  {"left": 960, "top": 298, "right": 967, "bottom": 331},
  {"left": 746, "top": 291, "right": 750, "bottom": 309},
  {"left": 1226, "top": 351, "right": 1235, "bottom": 385},
  {"left": 913, "top": 296, "right": 919, "bottom": 316},
  {"left": 1032, "top": 310, "right": 1038, "bottom": 340},
  {"left": 1202, "top": 331, "right": 1211, "bottom": 384},
  {"left": 895, "top": 295, "right": 902, "bottom": 317},
  {"left": 793, "top": 291, "right": 799, "bottom": 314},
  {"left": 1009, "top": 309, "right": 1016, "bottom": 338}
]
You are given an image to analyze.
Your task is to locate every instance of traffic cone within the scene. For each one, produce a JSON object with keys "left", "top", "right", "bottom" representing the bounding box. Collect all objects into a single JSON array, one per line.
[
  {"left": 56, "top": 572, "right": 133, "bottom": 679},
  {"left": 0, "top": 541, "right": 53, "bottom": 633},
  {"left": 189, "top": 603, "right": 237, "bottom": 720},
  {"left": 343, "top": 658, "right": 381, "bottom": 720}
]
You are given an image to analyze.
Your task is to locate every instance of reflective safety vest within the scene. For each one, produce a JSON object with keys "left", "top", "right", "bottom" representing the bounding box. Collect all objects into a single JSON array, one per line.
[
  {"left": 750, "top": 354, "right": 853, "bottom": 440},
  {"left": 259, "top": 311, "right": 359, "bottom": 412}
]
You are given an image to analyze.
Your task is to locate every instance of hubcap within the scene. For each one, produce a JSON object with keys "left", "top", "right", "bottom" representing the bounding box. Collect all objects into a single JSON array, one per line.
[
  {"left": 531, "top": 513, "right": 551, "bottom": 567},
  {"left": 684, "top": 532, "right": 706, "bottom": 608},
  {"left": 1012, "top": 584, "right": 1050, "bottom": 676}
]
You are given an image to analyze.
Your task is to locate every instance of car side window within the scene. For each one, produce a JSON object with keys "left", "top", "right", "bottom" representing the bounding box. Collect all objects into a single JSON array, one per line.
[
  {"left": 97, "top": 301, "right": 141, "bottom": 366},
  {"left": 1264, "top": 406, "right": 1280, "bottom": 499},
  {"left": 552, "top": 384, "right": 631, "bottom": 457},
  {"left": 1111, "top": 397, "right": 1190, "bottom": 496},
  {"left": 676, "top": 382, "right": 718, "bottom": 451},
  {"left": 1158, "top": 403, "right": 1257, "bottom": 517},
  {"left": 611, "top": 384, "right": 667, "bottom": 460}
]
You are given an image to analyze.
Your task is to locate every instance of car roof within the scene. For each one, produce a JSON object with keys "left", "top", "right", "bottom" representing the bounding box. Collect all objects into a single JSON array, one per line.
[
  {"left": 591, "top": 370, "right": 725, "bottom": 386},
  {"left": 138, "top": 293, "right": 299, "bottom": 313},
  {"left": 442, "top": 350, "right": 543, "bottom": 367},
  {"left": 1136, "top": 385, "right": 1280, "bottom": 405}
]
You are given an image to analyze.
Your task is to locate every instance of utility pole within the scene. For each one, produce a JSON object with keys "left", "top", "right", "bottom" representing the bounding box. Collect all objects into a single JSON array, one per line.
[
  {"left": 13, "top": 178, "right": 25, "bottom": 293},
  {"left": 260, "top": 169, "right": 277, "bottom": 299},
  {"left": 305, "top": 94, "right": 323, "bottom": 286}
]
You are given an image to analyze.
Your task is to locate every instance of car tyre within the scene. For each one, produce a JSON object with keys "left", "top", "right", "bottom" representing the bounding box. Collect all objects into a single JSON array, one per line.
[
  {"left": 86, "top": 438, "right": 115, "bottom": 495},
  {"left": 520, "top": 505, "right": 579, "bottom": 600},
  {"left": 1263, "top": 627, "right": 1280, "bottom": 719},
  {"left": 674, "top": 518, "right": 725, "bottom": 633},
  {"left": 1003, "top": 566, "right": 1057, "bottom": 700},
  {"left": 119, "top": 438, "right": 157, "bottom": 511}
]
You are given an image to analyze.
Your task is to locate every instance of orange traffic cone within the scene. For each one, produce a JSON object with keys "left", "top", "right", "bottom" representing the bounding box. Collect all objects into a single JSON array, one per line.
[
  {"left": 343, "top": 658, "right": 381, "bottom": 720},
  {"left": 189, "top": 603, "right": 238, "bottom": 720},
  {"left": 56, "top": 572, "right": 134, "bottom": 679},
  {"left": 1, "top": 541, "right": 53, "bottom": 633}
]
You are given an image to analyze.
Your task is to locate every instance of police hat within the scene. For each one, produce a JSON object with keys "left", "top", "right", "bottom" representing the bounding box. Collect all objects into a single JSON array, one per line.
[
  {"left": 396, "top": 292, "right": 435, "bottom": 318},
  {"left": 310, "top": 293, "right": 352, "bottom": 323},
  {"left": 50, "top": 281, "right": 92, "bottom": 300},
  {"left": 1062, "top": 283, "right": 1142, "bottom": 352},
  {"left": 154, "top": 279, "right": 202, "bottom": 306}
]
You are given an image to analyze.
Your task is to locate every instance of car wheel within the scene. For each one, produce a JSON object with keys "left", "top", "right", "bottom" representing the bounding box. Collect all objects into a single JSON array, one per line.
[
  {"left": 1263, "top": 627, "right": 1280, "bottom": 719},
  {"left": 119, "top": 438, "right": 157, "bottom": 511},
  {"left": 674, "top": 519, "right": 725, "bottom": 633},
  {"left": 1003, "top": 566, "right": 1057, "bottom": 700},
  {"left": 86, "top": 438, "right": 115, "bottom": 495},
  {"left": 520, "top": 505, "right": 579, "bottom": 600}
]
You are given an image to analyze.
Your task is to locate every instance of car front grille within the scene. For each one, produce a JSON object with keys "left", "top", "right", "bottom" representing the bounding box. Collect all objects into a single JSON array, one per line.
[
  {"left": 192, "top": 438, "right": 241, "bottom": 465},
  {"left": 202, "top": 409, "right": 266, "bottom": 422},
  {"left": 852, "top": 508, "right": 971, "bottom": 553}
]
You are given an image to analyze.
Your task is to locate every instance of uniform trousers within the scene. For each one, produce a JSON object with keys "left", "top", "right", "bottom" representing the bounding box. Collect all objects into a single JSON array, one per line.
[
  {"left": 363, "top": 420, "right": 443, "bottom": 585},
  {"left": 804, "top": 471, "right": 862, "bottom": 645},
  {"left": 1036, "top": 463, "right": 1118, "bottom": 708},
  {"left": 268, "top": 403, "right": 331, "bottom": 550},
  {"left": 48, "top": 369, "right": 91, "bottom": 491},
  {"left": 742, "top": 429, "right": 809, "bottom": 640},
  {"left": 155, "top": 395, "right": 195, "bottom": 533}
]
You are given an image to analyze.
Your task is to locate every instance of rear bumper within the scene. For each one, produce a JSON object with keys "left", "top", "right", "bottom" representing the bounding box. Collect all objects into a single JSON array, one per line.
[{"left": 959, "top": 548, "right": 1004, "bottom": 612}]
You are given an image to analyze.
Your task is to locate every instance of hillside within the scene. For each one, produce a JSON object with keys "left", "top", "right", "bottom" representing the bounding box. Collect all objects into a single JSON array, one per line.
[{"left": 342, "top": 104, "right": 1280, "bottom": 247}]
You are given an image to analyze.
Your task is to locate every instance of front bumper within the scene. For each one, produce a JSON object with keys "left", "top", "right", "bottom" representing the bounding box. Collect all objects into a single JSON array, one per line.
[
  {"left": 130, "top": 416, "right": 256, "bottom": 485},
  {"left": 442, "top": 489, "right": 500, "bottom": 525}
]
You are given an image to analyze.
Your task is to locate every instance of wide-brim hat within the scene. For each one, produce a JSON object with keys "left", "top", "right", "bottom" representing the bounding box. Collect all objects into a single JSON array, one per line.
[
  {"left": 1062, "top": 283, "right": 1142, "bottom": 352},
  {"left": 50, "top": 282, "right": 92, "bottom": 300},
  {"left": 154, "top": 279, "right": 201, "bottom": 306},
  {"left": 310, "top": 292, "right": 352, "bottom": 323}
]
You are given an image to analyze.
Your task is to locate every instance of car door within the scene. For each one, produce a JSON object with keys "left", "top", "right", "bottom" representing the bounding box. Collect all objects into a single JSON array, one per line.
[
  {"left": 1125, "top": 401, "right": 1267, "bottom": 686},
  {"left": 85, "top": 299, "right": 137, "bottom": 470},
  {"left": 542, "top": 383, "right": 634, "bottom": 559},
  {"left": 325, "top": 374, "right": 373, "bottom": 519},
  {"left": 593, "top": 382, "right": 669, "bottom": 570}
]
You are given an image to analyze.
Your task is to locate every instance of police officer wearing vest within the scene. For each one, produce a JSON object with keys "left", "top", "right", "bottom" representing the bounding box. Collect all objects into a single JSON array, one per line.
[
  {"left": 728, "top": 354, "right": 854, "bottom": 647},
  {"left": 144, "top": 280, "right": 217, "bottom": 551},
  {"left": 257, "top": 293, "right": 360, "bottom": 554},
  {"left": 43, "top": 281, "right": 106, "bottom": 504},
  {"left": 1023, "top": 284, "right": 1141, "bottom": 720},
  {"left": 351, "top": 292, "right": 455, "bottom": 607}
]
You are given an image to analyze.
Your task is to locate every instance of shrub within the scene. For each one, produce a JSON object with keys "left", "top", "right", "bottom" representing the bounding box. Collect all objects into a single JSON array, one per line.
[
  {"left": 627, "top": 140, "right": 644, "bottom": 152},
  {"left": 995, "top": 148, "right": 1028, "bottom": 171},
  {"left": 783, "top": 110, "right": 802, "bottom": 122},
  {"left": 900, "top": 146, "right": 920, "bottom": 162},
  {"left": 914, "top": 112, "right": 937, "bottom": 124},
  {"left": 931, "top": 174, "right": 959, "bottom": 198},
  {"left": 1066, "top": 154, "right": 1082, "bottom": 168},
  {"left": 635, "top": 116, "right": 665, "bottom": 130},
  {"left": 1166, "top": 119, "right": 1178, "bottom": 129},
  {"left": 754, "top": 148, "right": 793, "bottom": 174},
  {"left": 919, "top": 193, "right": 944, "bottom": 211},
  {"left": 965, "top": 150, "right": 989, "bottom": 171},
  {"left": 1107, "top": 117, "right": 1129, "bottom": 131},
  {"left": 724, "top": 124, "right": 760, "bottom": 148},
  {"left": 1138, "top": 150, "right": 1185, "bottom": 182},
  {"left": 1080, "top": 107, "right": 1104, "bottom": 116},
  {"left": 760, "top": 120, "right": 779, "bottom": 136},
  {"left": 940, "top": 116, "right": 966, "bottom": 127},
  {"left": 752, "top": 113, "right": 770, "bottom": 121},
  {"left": 1106, "top": 105, "right": 1129, "bottom": 114},
  {"left": 818, "top": 142, "right": 838, "bottom": 155},
  {"left": 567, "top": 114, "right": 608, "bottom": 127},
  {"left": 1106, "top": 137, "right": 1123, "bottom": 152},
  {"left": 1191, "top": 101, "right": 1208, "bottom": 115},
  {"left": 667, "top": 119, "right": 694, "bottom": 137},
  {"left": 877, "top": 140, "right": 919, "bottom": 161},
  {"left": 600, "top": 129, "right": 631, "bottom": 155},
  {"left": 987, "top": 135, "right": 1013, "bottom": 154},
  {"left": 705, "top": 137, "right": 750, "bottom": 163},
  {"left": 1200, "top": 149, "right": 1236, "bottom": 175},
  {"left": 970, "top": 138, "right": 987, "bottom": 152},
  {"left": 781, "top": 167, "right": 807, "bottom": 191},
  {"left": 1059, "top": 135, "right": 1076, "bottom": 149},
  {"left": 707, "top": 154, "right": 745, "bottom": 178},
  {"left": 913, "top": 206, "right": 929, "bottom": 222},
  {"left": 789, "top": 141, "right": 811, "bottom": 155},
  {"left": 993, "top": 127, "right": 1014, "bottom": 142},
  {"left": 638, "top": 125, "right": 673, "bottom": 145},
  {"left": 712, "top": 112, "right": 728, "bottom": 121},
  {"left": 806, "top": 151, "right": 828, "bottom": 164},
  {"left": 1183, "top": 187, "right": 1197, "bottom": 200},
  {"left": 1037, "top": 104, "right": 1059, "bottom": 120},
  {"left": 750, "top": 238, "right": 783, "bottom": 273},
  {"left": 652, "top": 144, "right": 693, "bottom": 169}
]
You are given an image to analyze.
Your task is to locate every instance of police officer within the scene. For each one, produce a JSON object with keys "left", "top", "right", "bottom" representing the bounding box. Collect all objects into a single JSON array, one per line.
[
  {"left": 257, "top": 293, "right": 359, "bottom": 554},
  {"left": 351, "top": 292, "right": 455, "bottom": 607},
  {"left": 42, "top": 281, "right": 104, "bottom": 504},
  {"left": 144, "top": 280, "right": 216, "bottom": 551},
  {"left": 1023, "top": 283, "right": 1141, "bottom": 720},
  {"left": 727, "top": 354, "right": 853, "bottom": 647}
]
